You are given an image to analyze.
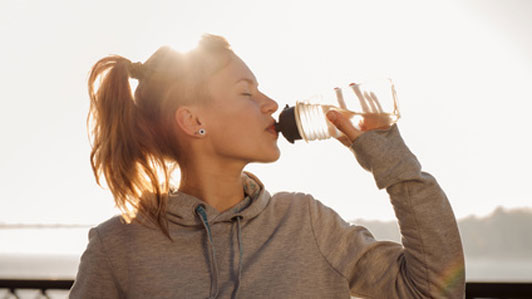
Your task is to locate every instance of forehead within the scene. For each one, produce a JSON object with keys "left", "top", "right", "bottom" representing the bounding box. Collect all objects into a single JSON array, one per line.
[{"left": 213, "top": 55, "right": 257, "bottom": 85}]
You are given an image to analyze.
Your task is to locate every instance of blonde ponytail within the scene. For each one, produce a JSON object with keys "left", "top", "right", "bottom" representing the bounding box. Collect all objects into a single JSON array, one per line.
[
  {"left": 87, "top": 34, "right": 234, "bottom": 239},
  {"left": 88, "top": 55, "right": 170, "bottom": 237}
]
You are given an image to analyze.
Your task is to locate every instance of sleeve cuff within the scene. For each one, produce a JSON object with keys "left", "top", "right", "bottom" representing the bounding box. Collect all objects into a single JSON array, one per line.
[{"left": 349, "top": 124, "right": 422, "bottom": 189}]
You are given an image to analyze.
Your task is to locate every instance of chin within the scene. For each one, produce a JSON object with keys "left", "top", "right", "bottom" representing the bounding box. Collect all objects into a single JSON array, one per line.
[
  {"left": 268, "top": 149, "right": 281, "bottom": 162},
  {"left": 254, "top": 148, "right": 281, "bottom": 163}
]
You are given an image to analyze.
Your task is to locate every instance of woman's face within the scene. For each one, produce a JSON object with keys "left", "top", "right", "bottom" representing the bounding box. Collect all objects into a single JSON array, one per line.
[{"left": 201, "top": 55, "right": 280, "bottom": 164}]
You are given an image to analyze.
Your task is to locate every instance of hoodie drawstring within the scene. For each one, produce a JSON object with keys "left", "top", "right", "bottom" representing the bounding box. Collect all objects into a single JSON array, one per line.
[
  {"left": 195, "top": 206, "right": 245, "bottom": 299},
  {"left": 232, "top": 215, "right": 244, "bottom": 299},
  {"left": 195, "top": 205, "right": 220, "bottom": 299}
]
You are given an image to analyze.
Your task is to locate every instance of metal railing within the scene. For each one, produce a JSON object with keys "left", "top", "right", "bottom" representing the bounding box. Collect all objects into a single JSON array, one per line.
[
  {"left": 0, "top": 280, "right": 72, "bottom": 299},
  {"left": 465, "top": 282, "right": 532, "bottom": 299},
  {"left": 1, "top": 279, "right": 531, "bottom": 298}
]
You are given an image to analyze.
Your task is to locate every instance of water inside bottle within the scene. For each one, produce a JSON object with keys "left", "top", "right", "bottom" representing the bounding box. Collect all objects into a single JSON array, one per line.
[{"left": 321, "top": 105, "right": 399, "bottom": 136}]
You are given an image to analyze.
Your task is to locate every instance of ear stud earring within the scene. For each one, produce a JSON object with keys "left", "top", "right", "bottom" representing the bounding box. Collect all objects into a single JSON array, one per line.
[{"left": 198, "top": 129, "right": 206, "bottom": 136}]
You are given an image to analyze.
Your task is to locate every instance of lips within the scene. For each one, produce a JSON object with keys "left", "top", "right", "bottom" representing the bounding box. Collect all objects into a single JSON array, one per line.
[{"left": 266, "top": 123, "right": 279, "bottom": 138}]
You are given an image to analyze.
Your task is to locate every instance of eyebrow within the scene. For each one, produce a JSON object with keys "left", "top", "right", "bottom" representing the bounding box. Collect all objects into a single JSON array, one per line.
[{"left": 235, "top": 78, "right": 259, "bottom": 87}]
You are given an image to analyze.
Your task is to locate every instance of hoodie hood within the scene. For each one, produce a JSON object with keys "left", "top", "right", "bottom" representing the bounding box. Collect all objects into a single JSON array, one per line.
[{"left": 166, "top": 171, "right": 270, "bottom": 226}]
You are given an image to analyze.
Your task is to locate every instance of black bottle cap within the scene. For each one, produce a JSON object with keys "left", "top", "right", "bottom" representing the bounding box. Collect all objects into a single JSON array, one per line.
[{"left": 275, "top": 104, "right": 302, "bottom": 144}]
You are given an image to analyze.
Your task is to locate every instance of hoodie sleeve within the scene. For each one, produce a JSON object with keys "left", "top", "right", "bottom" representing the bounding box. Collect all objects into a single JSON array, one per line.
[
  {"left": 69, "top": 227, "right": 122, "bottom": 299},
  {"left": 308, "top": 124, "right": 465, "bottom": 298}
]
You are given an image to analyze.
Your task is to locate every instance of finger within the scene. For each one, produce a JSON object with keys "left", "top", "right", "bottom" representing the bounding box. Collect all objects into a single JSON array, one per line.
[
  {"left": 334, "top": 87, "right": 347, "bottom": 110},
  {"left": 326, "top": 110, "right": 361, "bottom": 142},
  {"left": 370, "top": 91, "right": 384, "bottom": 113},
  {"left": 364, "top": 91, "right": 378, "bottom": 113},
  {"left": 349, "top": 83, "right": 370, "bottom": 113}
]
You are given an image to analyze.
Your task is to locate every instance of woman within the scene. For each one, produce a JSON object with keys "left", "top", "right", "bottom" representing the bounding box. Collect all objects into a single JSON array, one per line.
[{"left": 70, "top": 34, "right": 465, "bottom": 298}]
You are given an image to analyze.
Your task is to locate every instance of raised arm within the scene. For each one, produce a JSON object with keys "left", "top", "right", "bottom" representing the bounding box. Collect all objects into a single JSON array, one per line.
[{"left": 312, "top": 112, "right": 465, "bottom": 298}]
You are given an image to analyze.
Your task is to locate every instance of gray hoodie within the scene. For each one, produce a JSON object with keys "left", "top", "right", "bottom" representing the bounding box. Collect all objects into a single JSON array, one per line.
[{"left": 69, "top": 125, "right": 465, "bottom": 298}]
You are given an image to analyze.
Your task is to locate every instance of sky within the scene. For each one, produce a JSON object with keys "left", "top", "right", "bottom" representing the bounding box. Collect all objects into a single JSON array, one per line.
[{"left": 0, "top": 0, "right": 531, "bottom": 225}]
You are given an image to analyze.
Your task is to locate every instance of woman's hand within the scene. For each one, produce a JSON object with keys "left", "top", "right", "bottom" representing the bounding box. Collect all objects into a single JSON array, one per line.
[
  {"left": 326, "top": 84, "right": 392, "bottom": 147},
  {"left": 326, "top": 110, "right": 362, "bottom": 147}
]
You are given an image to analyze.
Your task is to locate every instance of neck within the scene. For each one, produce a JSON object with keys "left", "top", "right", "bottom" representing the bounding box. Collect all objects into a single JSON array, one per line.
[{"left": 178, "top": 157, "right": 246, "bottom": 213}]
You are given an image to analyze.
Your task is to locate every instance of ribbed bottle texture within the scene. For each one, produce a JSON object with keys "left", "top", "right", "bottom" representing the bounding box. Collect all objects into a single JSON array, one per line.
[
  {"left": 275, "top": 78, "right": 400, "bottom": 143},
  {"left": 295, "top": 102, "right": 338, "bottom": 141}
]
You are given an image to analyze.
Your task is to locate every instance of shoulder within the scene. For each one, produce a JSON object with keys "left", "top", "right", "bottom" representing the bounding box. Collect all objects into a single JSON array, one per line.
[
  {"left": 94, "top": 214, "right": 156, "bottom": 233},
  {"left": 92, "top": 215, "right": 127, "bottom": 236},
  {"left": 91, "top": 215, "right": 151, "bottom": 247},
  {"left": 270, "top": 192, "right": 346, "bottom": 226},
  {"left": 92, "top": 214, "right": 167, "bottom": 247},
  {"left": 86, "top": 216, "right": 141, "bottom": 267},
  {"left": 270, "top": 191, "right": 314, "bottom": 207},
  {"left": 270, "top": 191, "right": 331, "bottom": 209},
  {"left": 86, "top": 216, "right": 129, "bottom": 249},
  {"left": 268, "top": 191, "right": 334, "bottom": 218},
  {"left": 267, "top": 191, "right": 350, "bottom": 237},
  {"left": 96, "top": 215, "right": 127, "bottom": 231},
  {"left": 256, "top": 191, "right": 311, "bottom": 220}
]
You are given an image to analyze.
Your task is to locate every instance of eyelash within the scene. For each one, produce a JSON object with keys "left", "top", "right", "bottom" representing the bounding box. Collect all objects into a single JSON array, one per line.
[{"left": 241, "top": 93, "right": 252, "bottom": 97}]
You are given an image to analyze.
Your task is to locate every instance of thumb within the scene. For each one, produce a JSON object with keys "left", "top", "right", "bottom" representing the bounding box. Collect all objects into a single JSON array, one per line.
[{"left": 326, "top": 110, "right": 362, "bottom": 142}]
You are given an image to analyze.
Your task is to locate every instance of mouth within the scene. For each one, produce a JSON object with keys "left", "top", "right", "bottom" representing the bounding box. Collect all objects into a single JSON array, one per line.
[{"left": 266, "top": 122, "right": 279, "bottom": 139}]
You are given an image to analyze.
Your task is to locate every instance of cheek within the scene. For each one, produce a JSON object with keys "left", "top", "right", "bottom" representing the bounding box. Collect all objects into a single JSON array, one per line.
[
  {"left": 226, "top": 117, "right": 261, "bottom": 142},
  {"left": 206, "top": 100, "right": 263, "bottom": 142},
  {"left": 220, "top": 105, "right": 261, "bottom": 131},
  {"left": 209, "top": 113, "right": 255, "bottom": 145}
]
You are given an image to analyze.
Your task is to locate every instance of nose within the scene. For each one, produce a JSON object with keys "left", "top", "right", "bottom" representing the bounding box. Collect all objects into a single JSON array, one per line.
[{"left": 261, "top": 93, "right": 279, "bottom": 115}]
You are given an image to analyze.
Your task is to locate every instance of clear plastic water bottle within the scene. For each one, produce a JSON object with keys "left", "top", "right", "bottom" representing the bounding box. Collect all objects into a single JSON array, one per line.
[{"left": 275, "top": 78, "right": 400, "bottom": 143}]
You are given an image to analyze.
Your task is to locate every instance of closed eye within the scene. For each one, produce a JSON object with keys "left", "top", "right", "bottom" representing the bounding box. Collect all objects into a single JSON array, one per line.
[{"left": 241, "top": 93, "right": 252, "bottom": 97}]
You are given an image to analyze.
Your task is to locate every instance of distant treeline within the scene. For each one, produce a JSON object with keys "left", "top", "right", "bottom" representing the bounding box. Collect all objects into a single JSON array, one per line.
[{"left": 352, "top": 207, "right": 532, "bottom": 259}]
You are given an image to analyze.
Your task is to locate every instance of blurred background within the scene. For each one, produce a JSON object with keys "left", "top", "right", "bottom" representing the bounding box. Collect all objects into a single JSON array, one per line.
[{"left": 1, "top": 0, "right": 531, "bottom": 297}]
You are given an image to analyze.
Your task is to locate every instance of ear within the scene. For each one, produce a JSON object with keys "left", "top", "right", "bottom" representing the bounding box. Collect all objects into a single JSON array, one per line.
[{"left": 174, "top": 106, "right": 206, "bottom": 137}]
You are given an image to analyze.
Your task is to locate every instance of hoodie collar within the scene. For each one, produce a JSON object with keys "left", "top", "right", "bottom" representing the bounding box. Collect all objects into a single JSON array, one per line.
[{"left": 166, "top": 171, "right": 270, "bottom": 226}]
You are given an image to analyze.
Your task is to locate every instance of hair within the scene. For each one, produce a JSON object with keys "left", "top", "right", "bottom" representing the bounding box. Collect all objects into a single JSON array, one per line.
[{"left": 87, "top": 34, "right": 234, "bottom": 238}]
